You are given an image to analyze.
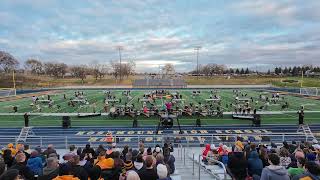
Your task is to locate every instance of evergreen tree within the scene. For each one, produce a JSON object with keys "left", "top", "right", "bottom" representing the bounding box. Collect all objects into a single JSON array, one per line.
[
  {"left": 235, "top": 68, "right": 240, "bottom": 74},
  {"left": 245, "top": 68, "right": 249, "bottom": 74},
  {"left": 240, "top": 68, "right": 245, "bottom": 74}
]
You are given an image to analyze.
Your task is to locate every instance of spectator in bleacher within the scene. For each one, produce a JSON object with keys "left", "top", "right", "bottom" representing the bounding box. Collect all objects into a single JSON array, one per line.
[
  {"left": 6, "top": 144, "right": 17, "bottom": 156},
  {"left": 259, "top": 147, "right": 270, "bottom": 167},
  {"left": 219, "top": 145, "right": 229, "bottom": 165},
  {"left": 227, "top": 146, "right": 248, "bottom": 180},
  {"left": 138, "top": 155, "right": 157, "bottom": 180},
  {"left": 202, "top": 144, "right": 211, "bottom": 164},
  {"left": 279, "top": 148, "right": 291, "bottom": 168},
  {"left": 24, "top": 144, "right": 32, "bottom": 155},
  {"left": 156, "top": 153, "right": 165, "bottom": 166},
  {"left": 2, "top": 149, "right": 14, "bottom": 168},
  {"left": 10, "top": 152, "right": 34, "bottom": 180},
  {"left": 134, "top": 154, "right": 144, "bottom": 173},
  {"left": 82, "top": 144, "right": 95, "bottom": 158},
  {"left": 153, "top": 145, "right": 162, "bottom": 157},
  {"left": 113, "top": 151, "right": 124, "bottom": 170},
  {"left": 43, "top": 144, "right": 57, "bottom": 158},
  {"left": 289, "top": 141, "right": 297, "bottom": 154},
  {"left": 126, "top": 170, "right": 141, "bottom": 180},
  {"left": 260, "top": 153, "right": 290, "bottom": 180},
  {"left": 247, "top": 150, "right": 263, "bottom": 177},
  {"left": 164, "top": 147, "right": 175, "bottom": 174},
  {"left": 157, "top": 164, "right": 171, "bottom": 180},
  {"left": 17, "top": 145, "right": 30, "bottom": 160},
  {"left": 70, "top": 155, "right": 88, "bottom": 180},
  {"left": 52, "top": 163, "right": 79, "bottom": 180},
  {"left": 68, "top": 145, "right": 77, "bottom": 156},
  {"left": 0, "top": 156, "right": 5, "bottom": 176},
  {"left": 0, "top": 169, "right": 20, "bottom": 180},
  {"left": 40, "top": 157, "right": 59, "bottom": 180},
  {"left": 292, "top": 161, "right": 320, "bottom": 180},
  {"left": 78, "top": 153, "right": 93, "bottom": 174},
  {"left": 95, "top": 144, "right": 105, "bottom": 157},
  {"left": 288, "top": 157, "right": 306, "bottom": 178},
  {"left": 143, "top": 147, "right": 156, "bottom": 167},
  {"left": 95, "top": 151, "right": 114, "bottom": 170},
  {"left": 122, "top": 145, "right": 129, "bottom": 161},
  {"left": 27, "top": 150, "right": 43, "bottom": 176}
]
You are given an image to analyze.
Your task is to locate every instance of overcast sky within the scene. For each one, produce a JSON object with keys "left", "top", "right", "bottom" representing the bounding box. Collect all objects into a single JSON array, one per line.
[{"left": 0, "top": 0, "right": 320, "bottom": 72}]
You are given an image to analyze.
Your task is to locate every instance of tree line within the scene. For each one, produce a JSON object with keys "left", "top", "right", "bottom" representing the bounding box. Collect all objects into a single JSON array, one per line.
[
  {"left": 189, "top": 63, "right": 251, "bottom": 76},
  {"left": 270, "top": 66, "right": 320, "bottom": 76},
  {"left": 0, "top": 51, "right": 135, "bottom": 81}
]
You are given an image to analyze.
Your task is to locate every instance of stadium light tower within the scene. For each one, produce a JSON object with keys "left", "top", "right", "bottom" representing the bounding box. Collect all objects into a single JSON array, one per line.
[
  {"left": 194, "top": 46, "right": 201, "bottom": 79},
  {"left": 117, "top": 46, "right": 123, "bottom": 81}
]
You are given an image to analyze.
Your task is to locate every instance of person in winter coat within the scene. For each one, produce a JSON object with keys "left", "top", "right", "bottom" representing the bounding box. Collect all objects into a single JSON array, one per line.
[
  {"left": 247, "top": 151, "right": 263, "bottom": 176},
  {"left": 260, "top": 153, "right": 290, "bottom": 180},
  {"left": 10, "top": 152, "right": 34, "bottom": 180},
  {"left": 27, "top": 150, "right": 43, "bottom": 176},
  {"left": 163, "top": 148, "right": 175, "bottom": 174},
  {"left": 202, "top": 144, "right": 211, "bottom": 163},
  {"left": 292, "top": 161, "right": 320, "bottom": 180},
  {"left": 157, "top": 164, "right": 172, "bottom": 180},
  {"left": 82, "top": 144, "right": 96, "bottom": 158},
  {"left": 52, "top": 163, "right": 80, "bottom": 180},
  {"left": 70, "top": 155, "right": 88, "bottom": 180},
  {"left": 39, "top": 157, "right": 59, "bottom": 180}
]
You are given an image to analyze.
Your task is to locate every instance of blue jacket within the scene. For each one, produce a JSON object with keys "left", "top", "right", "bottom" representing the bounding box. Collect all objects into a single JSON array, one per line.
[
  {"left": 27, "top": 156, "right": 43, "bottom": 175},
  {"left": 248, "top": 151, "right": 263, "bottom": 176}
]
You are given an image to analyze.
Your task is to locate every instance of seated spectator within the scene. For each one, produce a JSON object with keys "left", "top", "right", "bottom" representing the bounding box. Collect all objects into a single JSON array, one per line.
[
  {"left": 43, "top": 144, "right": 57, "bottom": 158},
  {"left": 279, "top": 148, "right": 291, "bottom": 168},
  {"left": 157, "top": 164, "right": 171, "bottom": 180},
  {"left": 247, "top": 150, "right": 263, "bottom": 177},
  {"left": 227, "top": 146, "right": 247, "bottom": 180},
  {"left": 0, "top": 169, "right": 20, "bottom": 180},
  {"left": 10, "top": 152, "right": 34, "bottom": 180},
  {"left": 260, "top": 153, "right": 290, "bottom": 180},
  {"left": 126, "top": 170, "right": 140, "bottom": 180},
  {"left": 27, "top": 150, "right": 43, "bottom": 176},
  {"left": 292, "top": 161, "right": 320, "bottom": 180},
  {"left": 164, "top": 148, "right": 175, "bottom": 174},
  {"left": 52, "top": 163, "right": 79, "bottom": 180},
  {"left": 39, "top": 157, "right": 59, "bottom": 180},
  {"left": 219, "top": 145, "right": 229, "bottom": 165},
  {"left": 2, "top": 149, "right": 14, "bottom": 168},
  {"left": 138, "top": 155, "right": 157, "bottom": 180},
  {"left": 202, "top": 144, "right": 211, "bottom": 164},
  {"left": 95, "top": 151, "right": 114, "bottom": 170},
  {"left": 78, "top": 153, "right": 93, "bottom": 173},
  {"left": 70, "top": 155, "right": 88, "bottom": 180},
  {"left": 288, "top": 157, "right": 306, "bottom": 178},
  {"left": 134, "top": 154, "right": 144, "bottom": 173},
  {"left": 6, "top": 144, "right": 17, "bottom": 156},
  {"left": 82, "top": 144, "right": 95, "bottom": 158}
]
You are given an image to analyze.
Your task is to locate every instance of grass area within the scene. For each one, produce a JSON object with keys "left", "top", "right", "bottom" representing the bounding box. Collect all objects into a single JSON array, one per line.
[
  {"left": 1, "top": 73, "right": 320, "bottom": 89},
  {"left": 0, "top": 89, "right": 319, "bottom": 127}
]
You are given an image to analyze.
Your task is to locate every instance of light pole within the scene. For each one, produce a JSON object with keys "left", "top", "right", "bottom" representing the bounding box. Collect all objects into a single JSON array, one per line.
[
  {"left": 194, "top": 46, "right": 201, "bottom": 79},
  {"left": 117, "top": 46, "right": 123, "bottom": 81}
]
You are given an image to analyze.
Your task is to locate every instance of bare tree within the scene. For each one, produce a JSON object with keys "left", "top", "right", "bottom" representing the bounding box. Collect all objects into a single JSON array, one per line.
[
  {"left": 70, "top": 65, "right": 88, "bottom": 83},
  {"left": 111, "top": 60, "right": 135, "bottom": 79},
  {"left": 44, "top": 62, "right": 67, "bottom": 78},
  {"left": 0, "top": 51, "right": 19, "bottom": 73},
  {"left": 24, "top": 59, "right": 43, "bottom": 75},
  {"left": 163, "top": 63, "right": 175, "bottom": 75},
  {"left": 91, "top": 61, "right": 109, "bottom": 80}
]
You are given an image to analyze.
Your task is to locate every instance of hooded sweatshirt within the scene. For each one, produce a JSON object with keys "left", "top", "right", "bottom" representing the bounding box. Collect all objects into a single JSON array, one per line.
[
  {"left": 260, "top": 165, "right": 290, "bottom": 180},
  {"left": 247, "top": 151, "right": 263, "bottom": 176},
  {"left": 202, "top": 144, "right": 210, "bottom": 160}
]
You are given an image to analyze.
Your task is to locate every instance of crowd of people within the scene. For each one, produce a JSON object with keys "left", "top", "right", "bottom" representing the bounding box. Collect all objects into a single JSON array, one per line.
[
  {"left": 0, "top": 141, "right": 175, "bottom": 180},
  {"left": 202, "top": 138, "right": 320, "bottom": 180}
]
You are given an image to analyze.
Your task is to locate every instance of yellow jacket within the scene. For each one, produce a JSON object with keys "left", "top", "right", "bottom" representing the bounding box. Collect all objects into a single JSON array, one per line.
[
  {"left": 52, "top": 175, "right": 80, "bottom": 180},
  {"left": 95, "top": 157, "right": 114, "bottom": 170}
]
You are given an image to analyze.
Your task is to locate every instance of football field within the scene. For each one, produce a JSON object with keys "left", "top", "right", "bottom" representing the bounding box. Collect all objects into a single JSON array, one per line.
[{"left": 0, "top": 89, "right": 320, "bottom": 127}]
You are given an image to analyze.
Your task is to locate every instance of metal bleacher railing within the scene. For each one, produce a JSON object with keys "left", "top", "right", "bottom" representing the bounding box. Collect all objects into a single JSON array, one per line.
[{"left": 3, "top": 132, "right": 310, "bottom": 149}]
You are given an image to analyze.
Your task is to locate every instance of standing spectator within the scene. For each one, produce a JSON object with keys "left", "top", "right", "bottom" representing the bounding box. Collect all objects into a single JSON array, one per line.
[
  {"left": 95, "top": 144, "right": 105, "bottom": 157},
  {"left": 260, "top": 153, "right": 290, "bottom": 180},
  {"left": 138, "top": 155, "right": 157, "bottom": 180},
  {"left": 27, "top": 150, "right": 43, "bottom": 176},
  {"left": 82, "top": 144, "right": 95, "bottom": 158},
  {"left": 134, "top": 154, "right": 144, "bottom": 173},
  {"left": 70, "top": 155, "right": 88, "bottom": 180},
  {"left": 10, "top": 153, "right": 34, "bottom": 180},
  {"left": 126, "top": 170, "right": 141, "bottom": 180},
  {"left": 39, "top": 157, "right": 59, "bottom": 180},
  {"left": 0, "top": 169, "right": 20, "bottom": 180},
  {"left": 279, "top": 148, "right": 291, "bottom": 168},
  {"left": 68, "top": 145, "right": 77, "bottom": 156},
  {"left": 24, "top": 144, "right": 32, "bottom": 155},
  {"left": 247, "top": 151, "right": 263, "bottom": 177},
  {"left": 292, "top": 161, "right": 320, "bottom": 180},
  {"left": 259, "top": 147, "right": 270, "bottom": 167},
  {"left": 202, "top": 144, "right": 211, "bottom": 164},
  {"left": 52, "top": 163, "right": 79, "bottom": 180},
  {"left": 0, "top": 157, "right": 5, "bottom": 176},
  {"left": 164, "top": 148, "right": 175, "bottom": 174},
  {"left": 288, "top": 158, "right": 306, "bottom": 178},
  {"left": 2, "top": 149, "right": 14, "bottom": 168},
  {"left": 78, "top": 153, "right": 93, "bottom": 174},
  {"left": 6, "top": 144, "right": 17, "bottom": 156},
  {"left": 43, "top": 144, "right": 57, "bottom": 157}
]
